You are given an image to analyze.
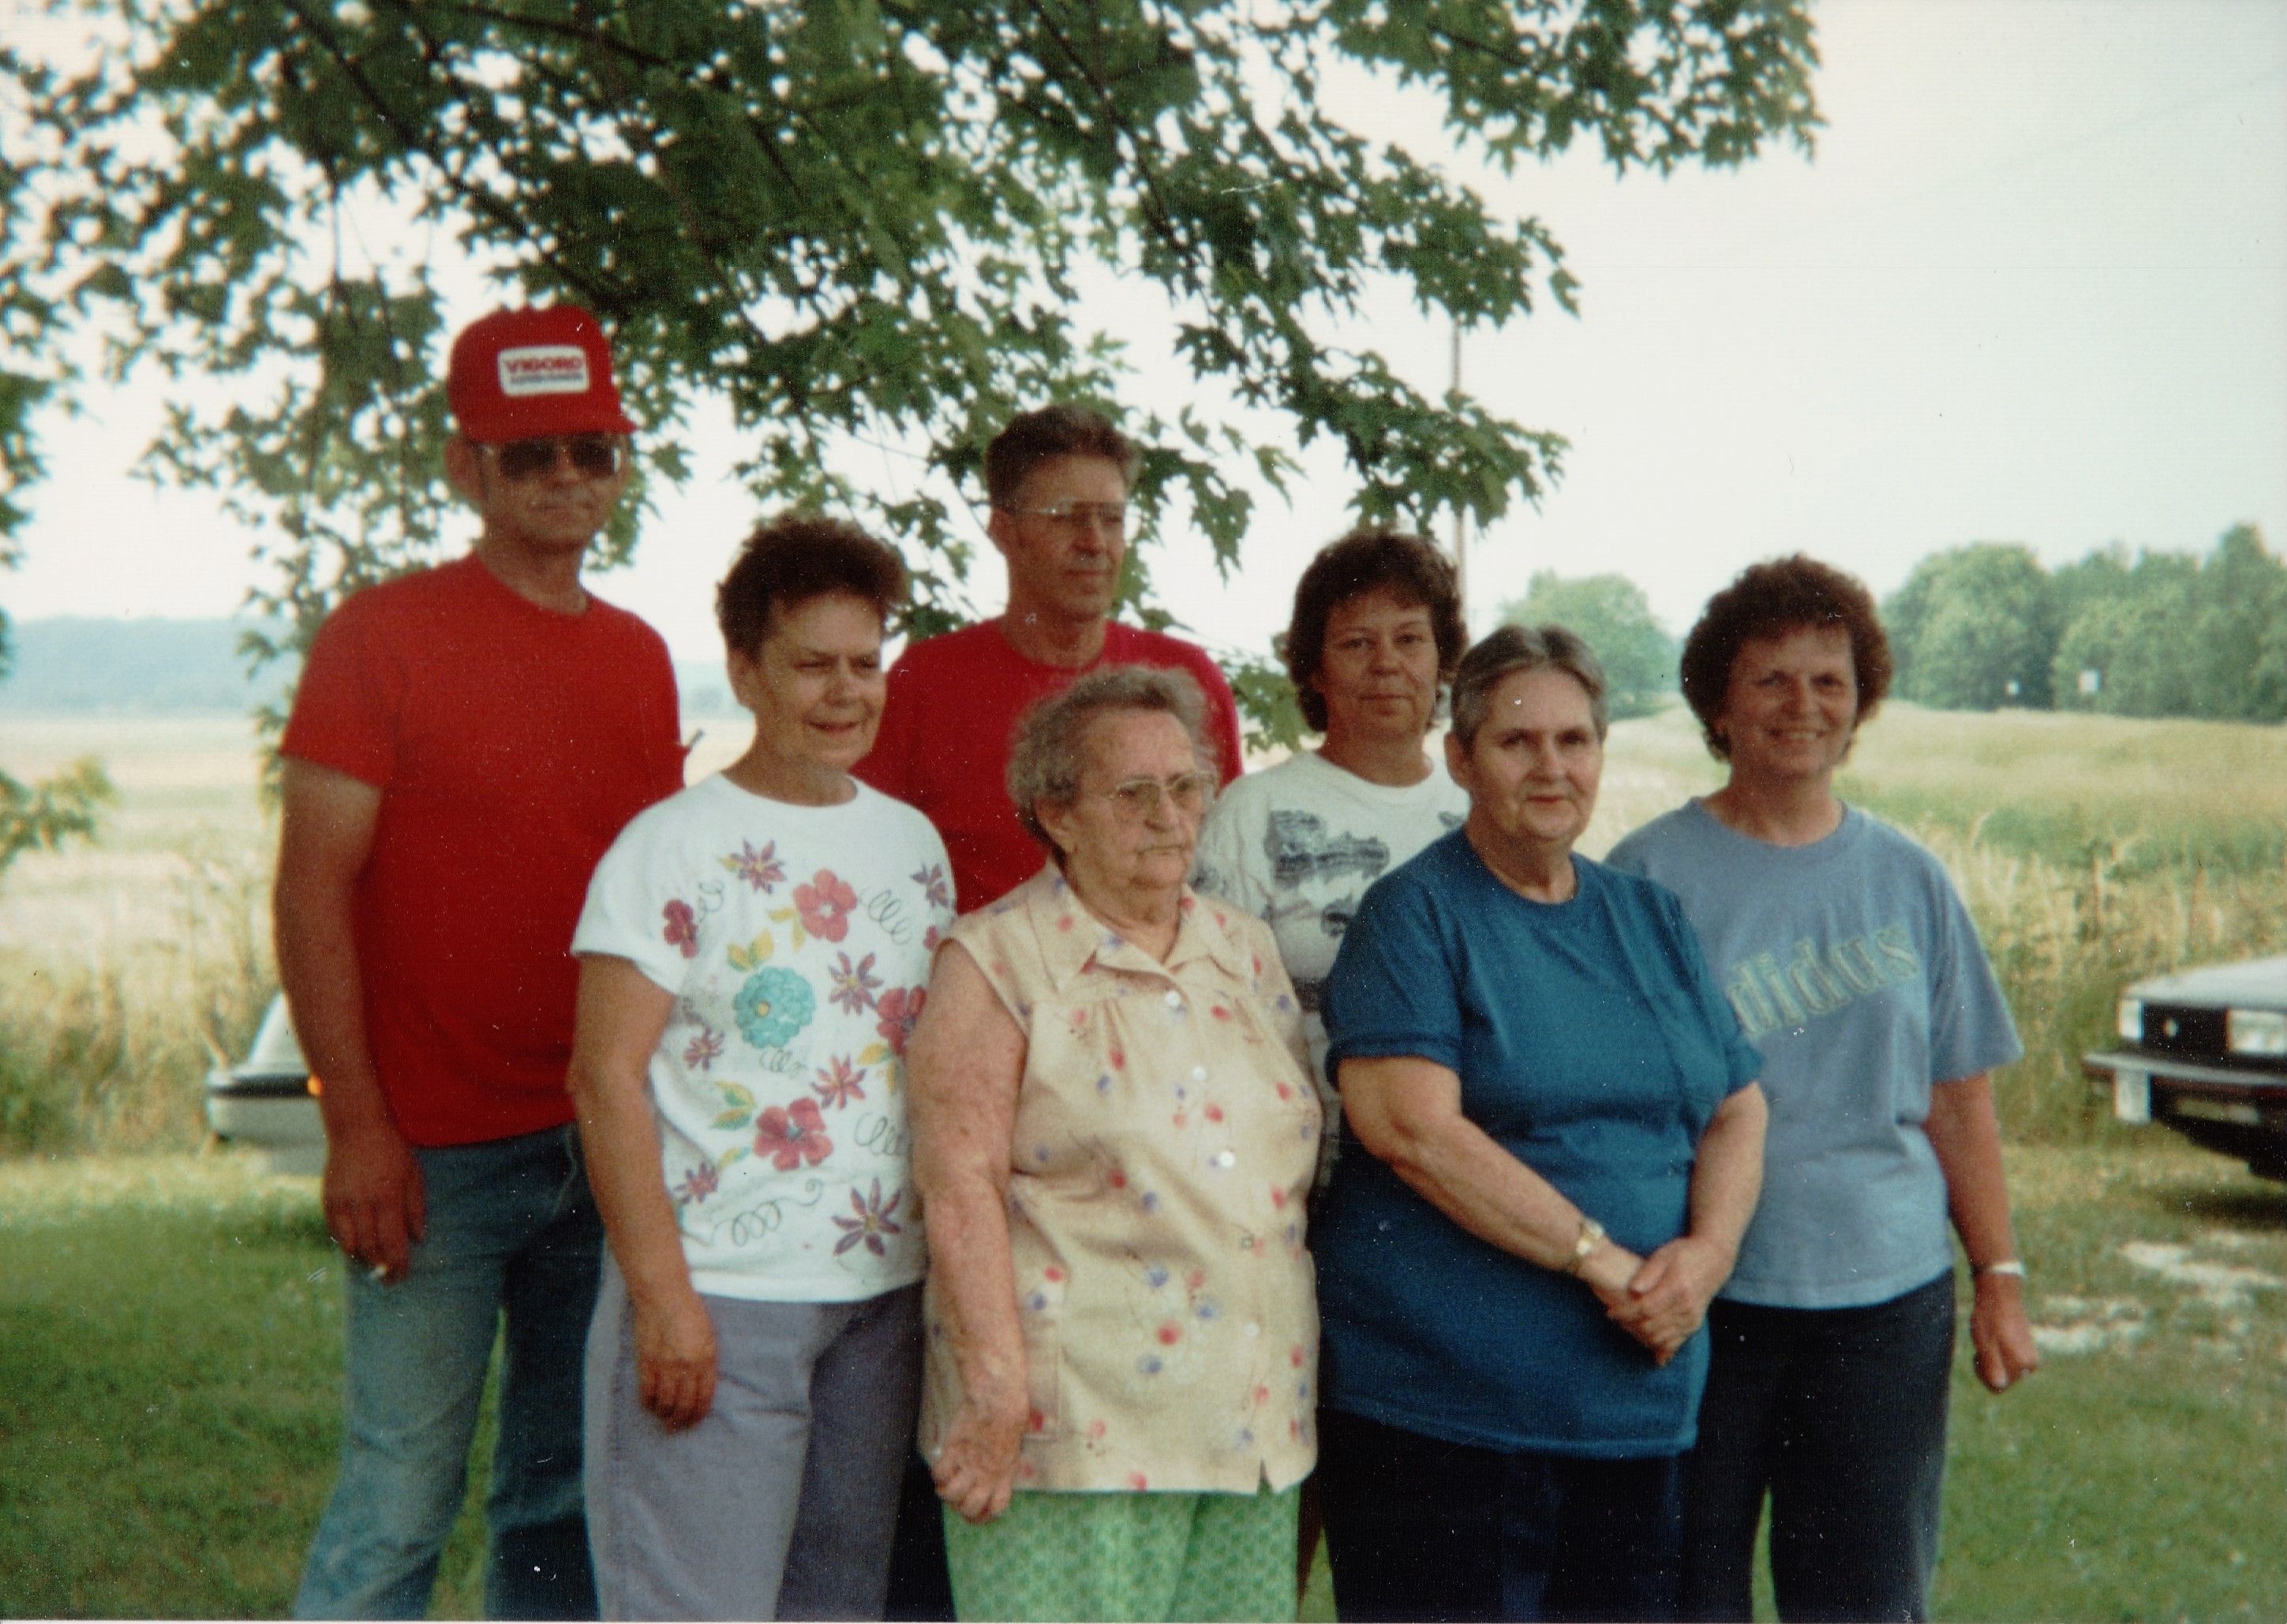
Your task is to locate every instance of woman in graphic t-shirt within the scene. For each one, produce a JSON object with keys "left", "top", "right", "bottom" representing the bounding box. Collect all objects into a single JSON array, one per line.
[
  {"left": 1192, "top": 528, "right": 1471, "bottom": 1188},
  {"left": 1605, "top": 556, "right": 2039, "bottom": 1623},
  {"left": 567, "top": 517, "right": 955, "bottom": 1620}
]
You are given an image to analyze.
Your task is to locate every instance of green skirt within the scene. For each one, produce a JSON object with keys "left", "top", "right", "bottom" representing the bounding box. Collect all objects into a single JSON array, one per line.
[{"left": 943, "top": 1482, "right": 1301, "bottom": 1622}]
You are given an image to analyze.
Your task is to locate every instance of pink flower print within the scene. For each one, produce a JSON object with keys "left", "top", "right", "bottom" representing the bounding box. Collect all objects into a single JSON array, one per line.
[
  {"left": 723, "top": 840, "right": 786, "bottom": 892},
  {"left": 827, "top": 951, "right": 882, "bottom": 1016},
  {"left": 874, "top": 986, "right": 925, "bottom": 1057},
  {"left": 830, "top": 1179, "right": 905, "bottom": 1256},
  {"left": 754, "top": 1098, "right": 833, "bottom": 1171},
  {"left": 672, "top": 1163, "right": 720, "bottom": 1205},
  {"left": 661, "top": 899, "right": 698, "bottom": 959},
  {"left": 911, "top": 863, "right": 951, "bottom": 910},
  {"left": 813, "top": 1056, "right": 868, "bottom": 1110},
  {"left": 795, "top": 870, "right": 858, "bottom": 942},
  {"left": 923, "top": 925, "right": 943, "bottom": 952},
  {"left": 1127, "top": 1472, "right": 1150, "bottom": 1491},
  {"left": 682, "top": 1025, "right": 725, "bottom": 1072}
]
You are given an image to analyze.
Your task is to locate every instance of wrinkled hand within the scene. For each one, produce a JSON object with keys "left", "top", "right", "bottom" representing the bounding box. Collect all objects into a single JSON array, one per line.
[
  {"left": 322, "top": 1118, "right": 425, "bottom": 1284},
  {"left": 1970, "top": 1272, "right": 2041, "bottom": 1393},
  {"left": 634, "top": 1291, "right": 720, "bottom": 1430},
  {"left": 1604, "top": 1237, "right": 1731, "bottom": 1367},
  {"left": 931, "top": 1386, "right": 1027, "bottom": 1526}
]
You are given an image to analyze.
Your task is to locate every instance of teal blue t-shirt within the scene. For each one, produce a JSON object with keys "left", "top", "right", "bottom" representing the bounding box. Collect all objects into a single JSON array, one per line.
[{"left": 1316, "top": 831, "right": 1761, "bottom": 1457}]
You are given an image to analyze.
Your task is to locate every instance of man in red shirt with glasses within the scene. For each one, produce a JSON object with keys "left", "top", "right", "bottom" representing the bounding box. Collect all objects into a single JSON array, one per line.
[
  {"left": 857, "top": 404, "right": 1244, "bottom": 917},
  {"left": 276, "top": 305, "right": 685, "bottom": 1619}
]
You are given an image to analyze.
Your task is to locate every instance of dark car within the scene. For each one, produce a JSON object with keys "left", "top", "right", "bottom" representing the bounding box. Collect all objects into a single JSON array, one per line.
[{"left": 2084, "top": 954, "right": 2287, "bottom": 1181}]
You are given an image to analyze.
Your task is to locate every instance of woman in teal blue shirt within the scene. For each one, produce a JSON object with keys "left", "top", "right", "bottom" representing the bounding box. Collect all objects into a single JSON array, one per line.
[{"left": 1315, "top": 625, "right": 1767, "bottom": 1623}]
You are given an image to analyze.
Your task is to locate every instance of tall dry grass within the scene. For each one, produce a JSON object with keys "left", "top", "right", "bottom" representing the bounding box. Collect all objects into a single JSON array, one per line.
[
  {"left": 0, "top": 717, "right": 276, "bottom": 1155},
  {"left": 2, "top": 703, "right": 2282, "bottom": 1154}
]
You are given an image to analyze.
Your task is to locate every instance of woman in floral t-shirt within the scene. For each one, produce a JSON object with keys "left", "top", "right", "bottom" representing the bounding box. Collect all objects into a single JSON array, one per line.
[{"left": 570, "top": 518, "right": 953, "bottom": 1621}]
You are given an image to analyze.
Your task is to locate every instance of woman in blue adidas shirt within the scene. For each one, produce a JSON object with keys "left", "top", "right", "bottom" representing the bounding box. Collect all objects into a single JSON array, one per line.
[
  {"left": 1607, "top": 556, "right": 2038, "bottom": 1623},
  {"left": 1315, "top": 625, "right": 1769, "bottom": 1622}
]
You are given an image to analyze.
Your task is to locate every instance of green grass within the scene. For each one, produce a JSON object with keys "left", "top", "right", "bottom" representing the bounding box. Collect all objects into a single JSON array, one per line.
[
  {"left": 5, "top": 1144, "right": 2278, "bottom": 1620},
  {"left": 0, "top": 1154, "right": 500, "bottom": 1618}
]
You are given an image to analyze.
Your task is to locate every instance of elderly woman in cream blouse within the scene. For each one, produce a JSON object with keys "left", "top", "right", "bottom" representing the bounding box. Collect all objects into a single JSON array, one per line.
[{"left": 908, "top": 665, "right": 1322, "bottom": 1623}]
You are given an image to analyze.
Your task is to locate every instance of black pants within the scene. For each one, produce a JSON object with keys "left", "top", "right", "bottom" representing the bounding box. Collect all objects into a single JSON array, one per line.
[
  {"left": 883, "top": 1447, "right": 956, "bottom": 1621},
  {"left": 1318, "top": 1408, "right": 1684, "bottom": 1622},
  {"left": 1681, "top": 1274, "right": 1956, "bottom": 1623}
]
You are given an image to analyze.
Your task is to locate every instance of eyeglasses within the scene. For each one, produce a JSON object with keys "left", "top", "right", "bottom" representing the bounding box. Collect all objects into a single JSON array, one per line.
[
  {"left": 999, "top": 501, "right": 1128, "bottom": 536},
  {"left": 481, "top": 435, "right": 627, "bottom": 482},
  {"left": 1093, "top": 772, "right": 1212, "bottom": 820}
]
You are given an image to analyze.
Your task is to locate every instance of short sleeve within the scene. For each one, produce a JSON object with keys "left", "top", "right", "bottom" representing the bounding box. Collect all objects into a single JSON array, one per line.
[
  {"left": 1926, "top": 875, "right": 2022, "bottom": 1084},
  {"left": 1192, "top": 788, "right": 1271, "bottom": 919},
  {"left": 853, "top": 648, "right": 923, "bottom": 802},
  {"left": 1188, "top": 648, "right": 1247, "bottom": 789},
  {"left": 571, "top": 809, "right": 700, "bottom": 996},
  {"left": 1658, "top": 886, "right": 1762, "bottom": 1095},
  {"left": 279, "top": 593, "right": 403, "bottom": 788},
  {"left": 1322, "top": 872, "right": 1465, "bottom": 1074}
]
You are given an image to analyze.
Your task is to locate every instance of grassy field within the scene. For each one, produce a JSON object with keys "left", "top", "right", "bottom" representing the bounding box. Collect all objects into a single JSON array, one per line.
[{"left": 2, "top": 1143, "right": 2277, "bottom": 1620}]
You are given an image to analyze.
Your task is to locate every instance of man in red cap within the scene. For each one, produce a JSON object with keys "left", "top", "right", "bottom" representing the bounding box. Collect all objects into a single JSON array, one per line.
[{"left": 276, "top": 306, "right": 686, "bottom": 1619}]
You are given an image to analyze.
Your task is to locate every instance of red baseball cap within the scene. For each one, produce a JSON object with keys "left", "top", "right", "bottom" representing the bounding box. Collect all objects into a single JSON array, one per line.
[{"left": 446, "top": 305, "right": 639, "bottom": 443}]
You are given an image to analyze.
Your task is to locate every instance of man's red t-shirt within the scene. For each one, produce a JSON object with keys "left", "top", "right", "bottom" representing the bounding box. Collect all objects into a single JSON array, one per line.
[
  {"left": 854, "top": 619, "right": 1245, "bottom": 912},
  {"left": 281, "top": 554, "right": 686, "bottom": 1146}
]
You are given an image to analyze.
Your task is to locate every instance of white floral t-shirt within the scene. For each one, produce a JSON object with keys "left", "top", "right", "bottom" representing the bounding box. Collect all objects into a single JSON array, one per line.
[{"left": 574, "top": 773, "right": 955, "bottom": 1301}]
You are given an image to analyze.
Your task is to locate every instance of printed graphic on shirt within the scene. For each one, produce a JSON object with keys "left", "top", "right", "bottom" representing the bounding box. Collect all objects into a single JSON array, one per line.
[
  {"left": 1719, "top": 923, "right": 1924, "bottom": 1039},
  {"left": 1265, "top": 809, "right": 1394, "bottom": 893}
]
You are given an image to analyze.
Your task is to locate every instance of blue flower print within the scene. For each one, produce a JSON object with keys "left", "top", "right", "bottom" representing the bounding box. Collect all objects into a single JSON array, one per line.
[{"left": 734, "top": 967, "right": 816, "bottom": 1051}]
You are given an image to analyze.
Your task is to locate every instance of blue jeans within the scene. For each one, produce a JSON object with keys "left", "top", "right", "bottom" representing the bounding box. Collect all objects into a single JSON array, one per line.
[
  {"left": 294, "top": 1124, "right": 604, "bottom": 1620},
  {"left": 1680, "top": 1273, "right": 1956, "bottom": 1623},
  {"left": 1318, "top": 1408, "right": 1685, "bottom": 1622}
]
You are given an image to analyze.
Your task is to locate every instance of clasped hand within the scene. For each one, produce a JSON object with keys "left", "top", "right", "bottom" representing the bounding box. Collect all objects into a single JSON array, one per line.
[{"left": 1594, "top": 1236, "right": 1730, "bottom": 1366}]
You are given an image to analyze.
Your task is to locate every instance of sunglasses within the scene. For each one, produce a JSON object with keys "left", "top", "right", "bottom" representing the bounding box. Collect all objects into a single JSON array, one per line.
[{"left": 481, "top": 435, "right": 627, "bottom": 482}]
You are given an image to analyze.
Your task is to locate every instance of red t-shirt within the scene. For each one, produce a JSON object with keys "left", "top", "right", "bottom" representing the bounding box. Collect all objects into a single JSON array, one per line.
[
  {"left": 281, "top": 554, "right": 686, "bottom": 1146},
  {"left": 854, "top": 619, "right": 1245, "bottom": 912}
]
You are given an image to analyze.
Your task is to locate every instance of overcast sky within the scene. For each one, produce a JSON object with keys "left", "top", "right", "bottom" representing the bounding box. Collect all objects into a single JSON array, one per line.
[{"left": 6, "top": 0, "right": 2283, "bottom": 669}]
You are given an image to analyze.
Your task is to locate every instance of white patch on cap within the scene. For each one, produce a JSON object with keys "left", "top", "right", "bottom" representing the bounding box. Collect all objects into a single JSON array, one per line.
[{"left": 496, "top": 344, "right": 591, "bottom": 397}]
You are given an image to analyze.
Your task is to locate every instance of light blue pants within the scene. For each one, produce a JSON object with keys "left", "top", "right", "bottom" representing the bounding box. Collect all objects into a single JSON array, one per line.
[
  {"left": 294, "top": 1124, "right": 604, "bottom": 1620},
  {"left": 585, "top": 1263, "right": 924, "bottom": 1621}
]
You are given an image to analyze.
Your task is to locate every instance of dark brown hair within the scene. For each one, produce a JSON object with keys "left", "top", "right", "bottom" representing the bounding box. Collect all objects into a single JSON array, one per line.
[
  {"left": 983, "top": 405, "right": 1140, "bottom": 508},
  {"left": 1285, "top": 529, "right": 1467, "bottom": 734},
  {"left": 1678, "top": 555, "right": 1893, "bottom": 759},
  {"left": 715, "top": 514, "right": 908, "bottom": 657}
]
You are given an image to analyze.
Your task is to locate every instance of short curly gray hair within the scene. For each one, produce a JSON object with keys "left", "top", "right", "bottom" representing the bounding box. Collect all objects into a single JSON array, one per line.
[{"left": 1007, "top": 665, "right": 1219, "bottom": 857}]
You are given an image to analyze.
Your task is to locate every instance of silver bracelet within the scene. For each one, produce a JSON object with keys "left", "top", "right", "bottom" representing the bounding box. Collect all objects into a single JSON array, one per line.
[{"left": 1972, "top": 1259, "right": 2027, "bottom": 1279}]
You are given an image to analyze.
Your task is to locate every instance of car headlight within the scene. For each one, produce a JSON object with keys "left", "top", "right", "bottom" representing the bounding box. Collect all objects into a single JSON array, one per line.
[
  {"left": 2226, "top": 1008, "right": 2287, "bottom": 1057},
  {"left": 2117, "top": 998, "right": 2143, "bottom": 1042}
]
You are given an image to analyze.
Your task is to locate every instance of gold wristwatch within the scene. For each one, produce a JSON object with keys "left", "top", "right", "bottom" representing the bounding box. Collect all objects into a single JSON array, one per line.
[{"left": 1563, "top": 1214, "right": 1606, "bottom": 1276}]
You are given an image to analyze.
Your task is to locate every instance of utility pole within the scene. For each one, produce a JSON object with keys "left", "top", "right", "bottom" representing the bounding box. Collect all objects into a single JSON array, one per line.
[{"left": 1450, "top": 321, "right": 1468, "bottom": 631}]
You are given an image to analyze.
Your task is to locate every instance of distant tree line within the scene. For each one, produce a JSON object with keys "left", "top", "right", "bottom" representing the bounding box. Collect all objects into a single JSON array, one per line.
[
  {"left": 1885, "top": 525, "right": 2287, "bottom": 721},
  {"left": 1500, "top": 571, "right": 1678, "bottom": 722}
]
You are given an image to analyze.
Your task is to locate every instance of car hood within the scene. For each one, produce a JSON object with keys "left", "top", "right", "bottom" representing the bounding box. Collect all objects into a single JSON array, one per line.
[{"left": 2129, "top": 955, "right": 2287, "bottom": 1008}]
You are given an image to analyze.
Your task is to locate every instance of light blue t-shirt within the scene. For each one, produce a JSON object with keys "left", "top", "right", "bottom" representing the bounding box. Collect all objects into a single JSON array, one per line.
[
  {"left": 1316, "top": 831, "right": 1761, "bottom": 1457},
  {"left": 1604, "top": 801, "right": 2022, "bottom": 1310}
]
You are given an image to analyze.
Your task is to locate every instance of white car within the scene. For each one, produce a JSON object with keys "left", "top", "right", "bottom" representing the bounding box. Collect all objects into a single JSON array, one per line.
[
  {"left": 2084, "top": 954, "right": 2287, "bottom": 1182},
  {"left": 205, "top": 994, "right": 326, "bottom": 1175}
]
